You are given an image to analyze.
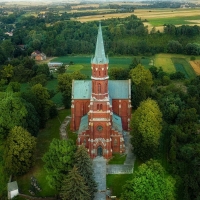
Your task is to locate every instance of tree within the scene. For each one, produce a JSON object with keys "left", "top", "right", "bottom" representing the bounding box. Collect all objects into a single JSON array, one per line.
[
  {"left": 74, "top": 145, "right": 97, "bottom": 199},
  {"left": 31, "top": 83, "right": 54, "bottom": 127},
  {"left": 130, "top": 64, "right": 153, "bottom": 108},
  {"left": 60, "top": 166, "right": 90, "bottom": 200},
  {"left": 121, "top": 160, "right": 176, "bottom": 200},
  {"left": 57, "top": 71, "right": 86, "bottom": 108},
  {"left": 130, "top": 98, "right": 162, "bottom": 161},
  {"left": 167, "top": 40, "right": 183, "bottom": 54},
  {"left": 0, "top": 92, "right": 27, "bottom": 138},
  {"left": 1, "top": 64, "right": 14, "bottom": 83},
  {"left": 42, "top": 139, "right": 76, "bottom": 190},
  {"left": 4, "top": 126, "right": 36, "bottom": 175},
  {"left": 109, "top": 67, "right": 129, "bottom": 80}
]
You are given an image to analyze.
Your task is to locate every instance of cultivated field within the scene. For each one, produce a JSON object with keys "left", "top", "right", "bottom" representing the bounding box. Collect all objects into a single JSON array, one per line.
[
  {"left": 189, "top": 60, "right": 200, "bottom": 75},
  {"left": 154, "top": 54, "right": 198, "bottom": 78}
]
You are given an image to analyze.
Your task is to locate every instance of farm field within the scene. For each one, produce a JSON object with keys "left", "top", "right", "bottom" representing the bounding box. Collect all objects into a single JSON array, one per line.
[
  {"left": 51, "top": 55, "right": 152, "bottom": 77},
  {"left": 154, "top": 53, "right": 199, "bottom": 78},
  {"left": 189, "top": 60, "right": 200, "bottom": 75}
]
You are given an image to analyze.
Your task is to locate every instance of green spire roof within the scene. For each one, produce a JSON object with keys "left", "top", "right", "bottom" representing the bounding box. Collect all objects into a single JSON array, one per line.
[{"left": 92, "top": 22, "right": 108, "bottom": 64}]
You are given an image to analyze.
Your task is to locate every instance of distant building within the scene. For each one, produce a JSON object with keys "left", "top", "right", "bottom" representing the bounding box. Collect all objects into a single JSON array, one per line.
[
  {"left": 8, "top": 181, "right": 19, "bottom": 199},
  {"left": 5, "top": 32, "right": 13, "bottom": 37},
  {"left": 48, "top": 62, "right": 64, "bottom": 72},
  {"left": 31, "top": 51, "right": 46, "bottom": 61}
]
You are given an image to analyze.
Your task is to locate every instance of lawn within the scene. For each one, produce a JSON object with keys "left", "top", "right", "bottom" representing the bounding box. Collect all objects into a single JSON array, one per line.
[
  {"left": 17, "top": 109, "right": 70, "bottom": 197},
  {"left": 107, "top": 174, "right": 133, "bottom": 198},
  {"left": 171, "top": 57, "right": 196, "bottom": 79},
  {"left": 108, "top": 153, "right": 127, "bottom": 164}
]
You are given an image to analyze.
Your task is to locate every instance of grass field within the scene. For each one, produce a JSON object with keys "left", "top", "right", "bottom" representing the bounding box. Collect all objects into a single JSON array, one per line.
[
  {"left": 108, "top": 153, "right": 127, "bottom": 164},
  {"left": 171, "top": 57, "right": 196, "bottom": 79},
  {"left": 154, "top": 54, "right": 176, "bottom": 73},
  {"left": 107, "top": 174, "right": 133, "bottom": 198},
  {"left": 17, "top": 109, "right": 70, "bottom": 197}
]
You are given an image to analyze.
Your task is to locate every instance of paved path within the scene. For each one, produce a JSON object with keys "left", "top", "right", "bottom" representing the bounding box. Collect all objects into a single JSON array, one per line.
[
  {"left": 59, "top": 116, "right": 71, "bottom": 140},
  {"left": 93, "top": 157, "right": 107, "bottom": 200}
]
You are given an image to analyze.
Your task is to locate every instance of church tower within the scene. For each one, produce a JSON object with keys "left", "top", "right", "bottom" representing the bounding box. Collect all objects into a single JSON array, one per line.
[
  {"left": 73, "top": 23, "right": 130, "bottom": 159},
  {"left": 88, "top": 23, "right": 113, "bottom": 159}
]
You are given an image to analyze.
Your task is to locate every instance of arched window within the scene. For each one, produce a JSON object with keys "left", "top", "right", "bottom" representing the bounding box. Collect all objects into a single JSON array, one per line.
[
  {"left": 114, "top": 139, "right": 117, "bottom": 146},
  {"left": 83, "top": 139, "right": 86, "bottom": 146},
  {"left": 100, "top": 104, "right": 102, "bottom": 110},
  {"left": 98, "top": 83, "right": 101, "bottom": 93},
  {"left": 104, "top": 70, "right": 106, "bottom": 75},
  {"left": 99, "top": 71, "right": 100, "bottom": 76},
  {"left": 97, "top": 104, "right": 99, "bottom": 110}
]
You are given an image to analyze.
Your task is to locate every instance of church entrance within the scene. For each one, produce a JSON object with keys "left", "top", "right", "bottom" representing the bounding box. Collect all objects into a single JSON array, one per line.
[{"left": 97, "top": 146, "right": 103, "bottom": 156}]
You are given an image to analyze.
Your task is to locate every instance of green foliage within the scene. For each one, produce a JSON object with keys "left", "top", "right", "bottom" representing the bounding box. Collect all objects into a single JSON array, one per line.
[
  {"left": 0, "top": 92, "right": 27, "bottom": 138},
  {"left": 57, "top": 71, "right": 86, "bottom": 108},
  {"left": 60, "top": 166, "right": 90, "bottom": 200},
  {"left": 130, "top": 99, "right": 162, "bottom": 161},
  {"left": 130, "top": 64, "right": 153, "bottom": 108},
  {"left": 0, "top": 64, "right": 14, "bottom": 83},
  {"left": 109, "top": 67, "right": 129, "bottom": 80},
  {"left": 121, "top": 160, "right": 176, "bottom": 200},
  {"left": 29, "top": 74, "right": 47, "bottom": 86},
  {"left": 74, "top": 145, "right": 97, "bottom": 199},
  {"left": 42, "top": 138, "right": 76, "bottom": 190},
  {"left": 4, "top": 126, "right": 36, "bottom": 175}
]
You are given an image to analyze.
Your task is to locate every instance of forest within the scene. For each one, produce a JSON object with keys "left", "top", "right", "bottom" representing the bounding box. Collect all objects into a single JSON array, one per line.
[{"left": 0, "top": 2, "right": 200, "bottom": 200}]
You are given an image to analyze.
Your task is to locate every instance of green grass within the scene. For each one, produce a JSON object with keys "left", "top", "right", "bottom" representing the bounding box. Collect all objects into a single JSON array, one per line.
[
  {"left": 108, "top": 153, "right": 126, "bottom": 164},
  {"left": 171, "top": 57, "right": 196, "bottom": 79},
  {"left": 154, "top": 54, "right": 176, "bottom": 73},
  {"left": 66, "top": 124, "right": 77, "bottom": 143},
  {"left": 149, "top": 15, "right": 200, "bottom": 26},
  {"left": 106, "top": 174, "right": 133, "bottom": 197},
  {"left": 17, "top": 109, "right": 70, "bottom": 197}
]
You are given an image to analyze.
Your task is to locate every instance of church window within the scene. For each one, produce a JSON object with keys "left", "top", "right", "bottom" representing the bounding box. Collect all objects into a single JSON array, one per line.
[
  {"left": 97, "top": 104, "right": 99, "bottom": 110},
  {"left": 83, "top": 139, "right": 86, "bottom": 146},
  {"left": 100, "top": 104, "right": 102, "bottom": 110},
  {"left": 99, "top": 71, "right": 100, "bottom": 76},
  {"left": 114, "top": 139, "right": 117, "bottom": 146},
  {"left": 98, "top": 83, "right": 101, "bottom": 93}
]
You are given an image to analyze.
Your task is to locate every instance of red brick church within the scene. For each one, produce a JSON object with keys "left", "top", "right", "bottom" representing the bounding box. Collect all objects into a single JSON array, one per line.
[{"left": 70, "top": 23, "right": 131, "bottom": 159}]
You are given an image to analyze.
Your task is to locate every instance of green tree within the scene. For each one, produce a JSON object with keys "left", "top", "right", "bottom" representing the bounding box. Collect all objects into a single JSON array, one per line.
[
  {"left": 4, "top": 126, "right": 36, "bottom": 175},
  {"left": 42, "top": 139, "right": 76, "bottom": 190},
  {"left": 130, "top": 64, "right": 153, "bottom": 108},
  {"left": 109, "top": 67, "right": 129, "bottom": 80},
  {"left": 121, "top": 160, "right": 176, "bottom": 200},
  {"left": 74, "top": 145, "right": 97, "bottom": 199},
  {"left": 60, "top": 166, "right": 90, "bottom": 200},
  {"left": 31, "top": 83, "right": 53, "bottom": 127},
  {"left": 0, "top": 92, "right": 27, "bottom": 138},
  {"left": 130, "top": 99, "right": 162, "bottom": 161},
  {"left": 57, "top": 71, "right": 86, "bottom": 108},
  {"left": 1, "top": 64, "right": 14, "bottom": 83}
]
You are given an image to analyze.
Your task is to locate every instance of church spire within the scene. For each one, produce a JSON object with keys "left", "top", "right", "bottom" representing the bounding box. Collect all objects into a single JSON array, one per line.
[{"left": 92, "top": 22, "right": 108, "bottom": 64}]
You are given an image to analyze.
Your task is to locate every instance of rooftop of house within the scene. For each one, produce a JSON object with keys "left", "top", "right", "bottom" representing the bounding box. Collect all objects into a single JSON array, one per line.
[{"left": 8, "top": 181, "right": 18, "bottom": 192}]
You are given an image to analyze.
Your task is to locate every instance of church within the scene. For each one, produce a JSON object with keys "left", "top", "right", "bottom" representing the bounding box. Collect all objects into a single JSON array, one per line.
[{"left": 70, "top": 23, "right": 132, "bottom": 159}]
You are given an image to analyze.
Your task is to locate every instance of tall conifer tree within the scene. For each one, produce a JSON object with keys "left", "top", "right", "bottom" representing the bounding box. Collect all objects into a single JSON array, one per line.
[
  {"left": 60, "top": 166, "right": 90, "bottom": 200},
  {"left": 74, "top": 145, "right": 97, "bottom": 199}
]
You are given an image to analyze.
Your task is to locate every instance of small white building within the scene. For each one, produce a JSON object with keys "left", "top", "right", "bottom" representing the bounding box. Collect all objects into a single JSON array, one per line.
[{"left": 8, "top": 181, "right": 19, "bottom": 199}]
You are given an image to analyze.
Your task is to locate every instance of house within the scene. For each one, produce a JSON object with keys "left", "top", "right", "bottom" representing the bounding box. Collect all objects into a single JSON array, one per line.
[
  {"left": 70, "top": 23, "right": 132, "bottom": 159},
  {"left": 31, "top": 51, "right": 46, "bottom": 61},
  {"left": 8, "top": 181, "right": 19, "bottom": 199}
]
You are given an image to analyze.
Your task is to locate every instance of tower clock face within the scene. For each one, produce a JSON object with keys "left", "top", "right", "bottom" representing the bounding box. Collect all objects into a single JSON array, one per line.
[{"left": 97, "top": 125, "right": 103, "bottom": 132}]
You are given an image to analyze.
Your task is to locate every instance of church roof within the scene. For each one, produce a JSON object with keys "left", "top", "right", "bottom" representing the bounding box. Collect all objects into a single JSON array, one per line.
[
  {"left": 78, "top": 114, "right": 88, "bottom": 134},
  {"left": 92, "top": 22, "right": 108, "bottom": 64},
  {"left": 72, "top": 80, "right": 131, "bottom": 99},
  {"left": 112, "top": 114, "right": 123, "bottom": 132}
]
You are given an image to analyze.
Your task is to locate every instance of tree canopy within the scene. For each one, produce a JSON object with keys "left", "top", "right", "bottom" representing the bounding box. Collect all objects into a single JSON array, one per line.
[
  {"left": 4, "top": 126, "right": 36, "bottom": 175},
  {"left": 42, "top": 138, "right": 76, "bottom": 190},
  {"left": 130, "top": 98, "right": 162, "bottom": 161},
  {"left": 121, "top": 160, "right": 176, "bottom": 200}
]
